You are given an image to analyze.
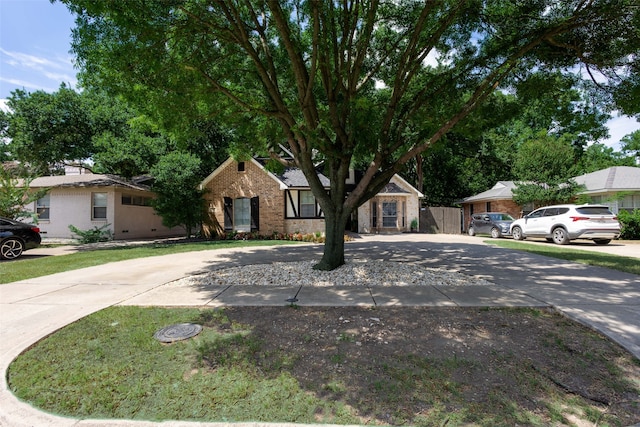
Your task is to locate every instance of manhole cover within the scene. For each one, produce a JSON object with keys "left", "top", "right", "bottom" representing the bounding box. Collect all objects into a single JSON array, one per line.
[{"left": 154, "top": 323, "right": 202, "bottom": 343}]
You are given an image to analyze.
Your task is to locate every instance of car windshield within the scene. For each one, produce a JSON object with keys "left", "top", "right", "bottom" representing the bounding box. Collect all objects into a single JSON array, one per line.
[
  {"left": 489, "top": 213, "right": 514, "bottom": 221},
  {"left": 576, "top": 207, "right": 614, "bottom": 215}
]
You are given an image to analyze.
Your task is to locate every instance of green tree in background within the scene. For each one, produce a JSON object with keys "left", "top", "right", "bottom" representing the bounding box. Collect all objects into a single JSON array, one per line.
[
  {"left": 621, "top": 130, "right": 640, "bottom": 163},
  {"left": 91, "top": 116, "right": 173, "bottom": 178},
  {"left": 150, "top": 152, "right": 206, "bottom": 238},
  {"left": 512, "top": 131, "right": 585, "bottom": 206},
  {"left": 0, "top": 168, "right": 48, "bottom": 220},
  {"left": 2, "top": 85, "right": 96, "bottom": 174},
  {"left": 574, "top": 143, "right": 636, "bottom": 174},
  {"left": 60, "top": 0, "right": 640, "bottom": 269}
]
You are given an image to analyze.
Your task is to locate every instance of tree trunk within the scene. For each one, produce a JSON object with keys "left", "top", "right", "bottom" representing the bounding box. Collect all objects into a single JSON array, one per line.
[
  {"left": 415, "top": 154, "right": 424, "bottom": 195},
  {"left": 313, "top": 210, "right": 350, "bottom": 271}
]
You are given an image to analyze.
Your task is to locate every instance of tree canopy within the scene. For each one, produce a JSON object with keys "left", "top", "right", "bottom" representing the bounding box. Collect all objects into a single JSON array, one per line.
[
  {"left": 59, "top": 0, "right": 640, "bottom": 269},
  {"left": 1, "top": 85, "right": 231, "bottom": 235}
]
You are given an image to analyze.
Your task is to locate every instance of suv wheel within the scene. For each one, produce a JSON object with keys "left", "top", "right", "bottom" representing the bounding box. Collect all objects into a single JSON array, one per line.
[
  {"left": 552, "top": 227, "right": 570, "bottom": 245},
  {"left": 490, "top": 227, "right": 501, "bottom": 238},
  {"left": 511, "top": 226, "right": 524, "bottom": 240},
  {"left": 593, "top": 239, "right": 611, "bottom": 245},
  {"left": 468, "top": 227, "right": 475, "bottom": 236},
  {"left": 1, "top": 237, "right": 25, "bottom": 260}
]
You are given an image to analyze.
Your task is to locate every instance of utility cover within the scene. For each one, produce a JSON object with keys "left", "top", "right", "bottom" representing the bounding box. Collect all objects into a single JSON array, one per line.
[{"left": 154, "top": 323, "right": 202, "bottom": 343}]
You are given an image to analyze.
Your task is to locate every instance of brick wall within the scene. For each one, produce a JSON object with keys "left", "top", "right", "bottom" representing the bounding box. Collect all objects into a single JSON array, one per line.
[
  {"left": 203, "top": 160, "right": 284, "bottom": 234},
  {"left": 284, "top": 218, "right": 325, "bottom": 234}
]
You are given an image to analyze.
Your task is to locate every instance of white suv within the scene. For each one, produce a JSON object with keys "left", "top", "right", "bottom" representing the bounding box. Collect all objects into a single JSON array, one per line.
[{"left": 510, "top": 204, "right": 620, "bottom": 245}]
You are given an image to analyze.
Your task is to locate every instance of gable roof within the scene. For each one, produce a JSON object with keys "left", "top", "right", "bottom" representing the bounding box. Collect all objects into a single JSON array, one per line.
[
  {"left": 200, "top": 157, "right": 289, "bottom": 190},
  {"left": 200, "top": 156, "right": 422, "bottom": 196},
  {"left": 24, "top": 174, "right": 151, "bottom": 192},
  {"left": 379, "top": 182, "right": 410, "bottom": 194},
  {"left": 276, "top": 167, "right": 330, "bottom": 188},
  {"left": 462, "top": 181, "right": 517, "bottom": 202},
  {"left": 573, "top": 166, "right": 640, "bottom": 193}
]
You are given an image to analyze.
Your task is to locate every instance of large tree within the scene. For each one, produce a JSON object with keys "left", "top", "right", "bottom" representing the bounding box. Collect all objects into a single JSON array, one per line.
[
  {"left": 61, "top": 0, "right": 640, "bottom": 270},
  {"left": 1, "top": 85, "right": 134, "bottom": 174}
]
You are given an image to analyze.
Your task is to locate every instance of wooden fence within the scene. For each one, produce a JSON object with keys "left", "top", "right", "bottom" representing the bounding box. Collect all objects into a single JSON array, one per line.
[{"left": 419, "top": 206, "right": 462, "bottom": 234}]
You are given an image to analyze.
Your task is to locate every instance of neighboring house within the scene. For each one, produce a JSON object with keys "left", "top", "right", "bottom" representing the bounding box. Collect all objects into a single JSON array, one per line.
[
  {"left": 460, "top": 166, "right": 640, "bottom": 229},
  {"left": 573, "top": 166, "right": 640, "bottom": 213},
  {"left": 460, "top": 181, "right": 527, "bottom": 229},
  {"left": 22, "top": 173, "right": 184, "bottom": 240},
  {"left": 200, "top": 158, "right": 424, "bottom": 235}
]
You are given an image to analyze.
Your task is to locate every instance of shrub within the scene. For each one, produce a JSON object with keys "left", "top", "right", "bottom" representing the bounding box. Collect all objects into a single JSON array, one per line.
[
  {"left": 68, "top": 224, "right": 113, "bottom": 244},
  {"left": 617, "top": 209, "right": 640, "bottom": 240}
]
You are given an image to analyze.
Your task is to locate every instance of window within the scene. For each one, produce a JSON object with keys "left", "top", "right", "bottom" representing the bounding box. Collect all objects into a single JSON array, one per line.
[
  {"left": 224, "top": 196, "right": 259, "bottom": 232},
  {"left": 620, "top": 194, "right": 640, "bottom": 211},
  {"left": 382, "top": 202, "right": 397, "bottom": 227},
  {"left": 300, "top": 191, "right": 316, "bottom": 217},
  {"left": 92, "top": 192, "right": 107, "bottom": 220},
  {"left": 234, "top": 198, "right": 251, "bottom": 232},
  {"left": 122, "top": 194, "right": 152, "bottom": 206},
  {"left": 527, "top": 209, "right": 544, "bottom": 218},
  {"left": 36, "top": 194, "right": 50, "bottom": 220},
  {"left": 237, "top": 161, "right": 245, "bottom": 172}
]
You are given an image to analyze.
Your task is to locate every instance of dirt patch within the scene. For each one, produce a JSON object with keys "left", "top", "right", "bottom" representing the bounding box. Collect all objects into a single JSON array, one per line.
[{"left": 200, "top": 306, "right": 640, "bottom": 426}]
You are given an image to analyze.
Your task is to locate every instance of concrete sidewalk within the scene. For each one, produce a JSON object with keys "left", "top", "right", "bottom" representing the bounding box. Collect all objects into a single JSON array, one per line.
[{"left": 1, "top": 233, "right": 639, "bottom": 427}]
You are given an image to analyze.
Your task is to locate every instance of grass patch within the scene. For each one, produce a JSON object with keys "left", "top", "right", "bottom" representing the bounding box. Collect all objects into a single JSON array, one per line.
[
  {"left": 8, "top": 306, "right": 357, "bottom": 424},
  {"left": 488, "top": 240, "right": 640, "bottom": 275},
  {"left": 8, "top": 306, "right": 640, "bottom": 426},
  {"left": 1, "top": 240, "right": 297, "bottom": 284}
]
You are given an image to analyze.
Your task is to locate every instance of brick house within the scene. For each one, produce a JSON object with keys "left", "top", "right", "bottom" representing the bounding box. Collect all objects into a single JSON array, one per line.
[
  {"left": 460, "top": 181, "right": 530, "bottom": 232},
  {"left": 460, "top": 166, "right": 640, "bottom": 231},
  {"left": 200, "top": 157, "right": 423, "bottom": 235}
]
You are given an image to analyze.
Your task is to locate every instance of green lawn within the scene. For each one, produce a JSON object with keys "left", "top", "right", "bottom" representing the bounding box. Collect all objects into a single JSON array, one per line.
[
  {"left": 7, "top": 306, "right": 360, "bottom": 424},
  {"left": 1, "top": 240, "right": 298, "bottom": 284},
  {"left": 487, "top": 240, "right": 640, "bottom": 275},
  {"left": 8, "top": 306, "right": 639, "bottom": 426}
]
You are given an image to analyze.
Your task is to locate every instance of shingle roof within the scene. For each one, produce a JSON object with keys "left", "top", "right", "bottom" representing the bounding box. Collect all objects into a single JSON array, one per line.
[
  {"left": 462, "top": 181, "right": 517, "bottom": 202},
  {"left": 25, "top": 174, "right": 151, "bottom": 191},
  {"left": 276, "top": 168, "right": 330, "bottom": 188},
  {"left": 573, "top": 166, "right": 640, "bottom": 192}
]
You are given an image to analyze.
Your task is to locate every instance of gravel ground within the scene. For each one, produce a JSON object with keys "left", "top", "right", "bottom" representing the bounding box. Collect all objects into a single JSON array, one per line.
[{"left": 172, "top": 260, "right": 495, "bottom": 287}]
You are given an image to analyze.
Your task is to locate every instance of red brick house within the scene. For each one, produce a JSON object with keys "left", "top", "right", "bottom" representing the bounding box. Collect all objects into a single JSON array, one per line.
[
  {"left": 460, "top": 166, "right": 640, "bottom": 232},
  {"left": 460, "top": 181, "right": 531, "bottom": 232}
]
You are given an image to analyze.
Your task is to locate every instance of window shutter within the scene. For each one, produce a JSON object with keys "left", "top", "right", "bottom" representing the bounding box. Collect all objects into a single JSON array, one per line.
[
  {"left": 223, "top": 197, "right": 233, "bottom": 231},
  {"left": 251, "top": 196, "right": 259, "bottom": 231}
]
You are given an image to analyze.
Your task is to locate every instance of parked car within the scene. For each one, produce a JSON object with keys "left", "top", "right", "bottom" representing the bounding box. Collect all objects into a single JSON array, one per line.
[
  {"left": 0, "top": 217, "right": 42, "bottom": 260},
  {"left": 468, "top": 212, "right": 515, "bottom": 238},
  {"left": 510, "top": 204, "right": 620, "bottom": 245}
]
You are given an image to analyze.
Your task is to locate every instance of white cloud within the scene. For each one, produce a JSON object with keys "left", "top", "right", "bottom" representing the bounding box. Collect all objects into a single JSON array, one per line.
[
  {"left": 1, "top": 48, "right": 68, "bottom": 70},
  {"left": 0, "top": 76, "right": 58, "bottom": 93},
  {"left": 602, "top": 114, "right": 640, "bottom": 149},
  {"left": 0, "top": 48, "right": 77, "bottom": 94}
]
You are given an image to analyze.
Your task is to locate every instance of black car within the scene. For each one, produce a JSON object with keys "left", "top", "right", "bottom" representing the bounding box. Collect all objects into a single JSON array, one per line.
[
  {"left": 468, "top": 212, "right": 515, "bottom": 238},
  {"left": 0, "top": 217, "right": 42, "bottom": 260}
]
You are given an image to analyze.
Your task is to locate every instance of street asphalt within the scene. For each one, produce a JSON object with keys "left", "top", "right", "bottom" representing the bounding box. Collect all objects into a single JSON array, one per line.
[{"left": 1, "top": 233, "right": 639, "bottom": 427}]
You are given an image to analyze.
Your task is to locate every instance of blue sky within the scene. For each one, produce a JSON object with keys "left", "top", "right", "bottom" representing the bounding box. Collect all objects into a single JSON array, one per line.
[
  {"left": 1, "top": 0, "right": 638, "bottom": 149},
  {"left": 1, "top": 0, "right": 77, "bottom": 97}
]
